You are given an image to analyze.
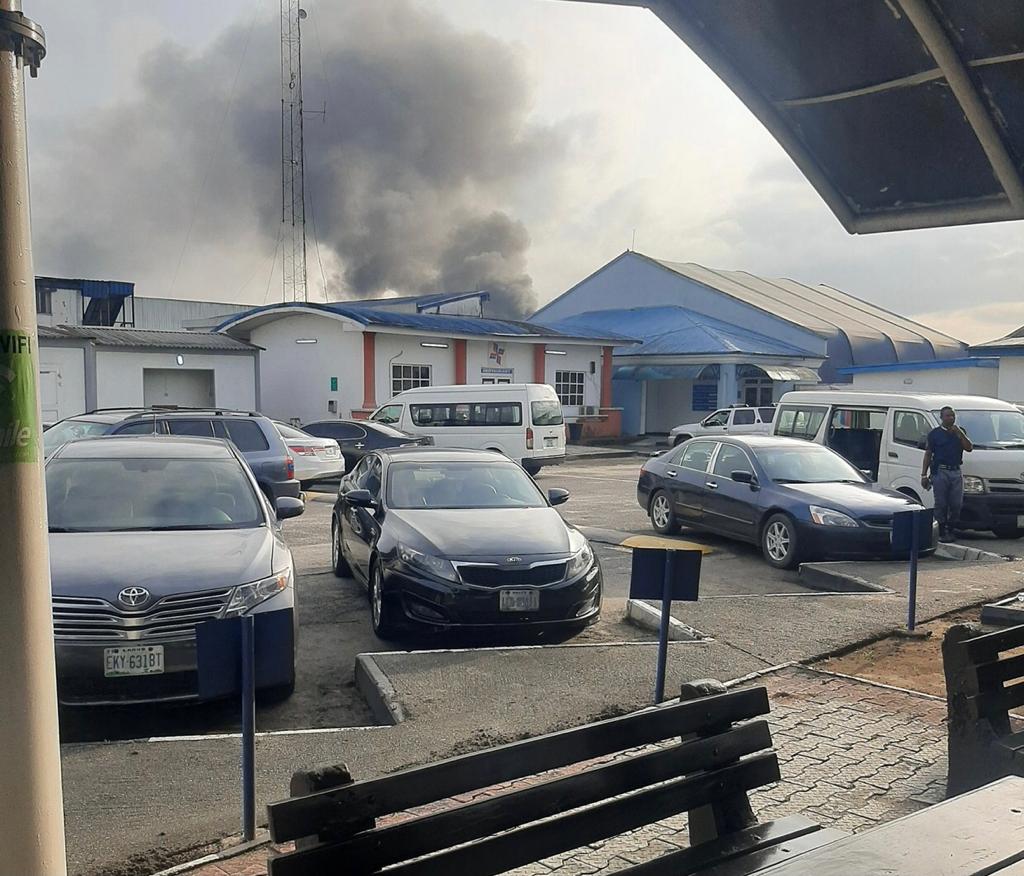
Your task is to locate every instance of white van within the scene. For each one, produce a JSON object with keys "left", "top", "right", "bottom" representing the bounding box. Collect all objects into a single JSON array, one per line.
[
  {"left": 369, "top": 383, "right": 566, "bottom": 474},
  {"left": 773, "top": 390, "right": 1024, "bottom": 537}
]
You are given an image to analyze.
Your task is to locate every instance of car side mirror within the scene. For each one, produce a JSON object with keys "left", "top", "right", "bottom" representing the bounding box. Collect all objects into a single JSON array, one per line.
[
  {"left": 731, "top": 470, "right": 755, "bottom": 485},
  {"left": 275, "top": 496, "right": 304, "bottom": 520},
  {"left": 649, "top": 449, "right": 665, "bottom": 458},
  {"left": 547, "top": 488, "right": 570, "bottom": 506},
  {"left": 345, "top": 488, "right": 375, "bottom": 508}
]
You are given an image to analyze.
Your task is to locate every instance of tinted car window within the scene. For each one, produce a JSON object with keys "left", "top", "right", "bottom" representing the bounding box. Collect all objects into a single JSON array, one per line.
[
  {"left": 166, "top": 419, "right": 215, "bottom": 437},
  {"left": 893, "top": 410, "right": 931, "bottom": 448},
  {"left": 775, "top": 405, "right": 827, "bottom": 440},
  {"left": 47, "top": 458, "right": 263, "bottom": 531},
  {"left": 372, "top": 405, "right": 402, "bottom": 425},
  {"left": 703, "top": 411, "right": 729, "bottom": 427},
  {"left": 531, "top": 399, "right": 564, "bottom": 426},
  {"left": 112, "top": 419, "right": 162, "bottom": 435},
  {"left": 679, "top": 440, "right": 715, "bottom": 472},
  {"left": 306, "top": 421, "right": 367, "bottom": 440},
  {"left": 713, "top": 444, "right": 752, "bottom": 477},
  {"left": 388, "top": 461, "right": 546, "bottom": 509},
  {"left": 411, "top": 403, "right": 522, "bottom": 426},
  {"left": 758, "top": 408, "right": 776, "bottom": 423},
  {"left": 222, "top": 419, "right": 270, "bottom": 452},
  {"left": 733, "top": 410, "right": 755, "bottom": 426}
]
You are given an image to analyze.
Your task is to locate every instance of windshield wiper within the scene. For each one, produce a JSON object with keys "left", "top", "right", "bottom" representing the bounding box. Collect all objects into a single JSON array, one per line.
[
  {"left": 48, "top": 526, "right": 91, "bottom": 533},
  {"left": 106, "top": 524, "right": 231, "bottom": 532},
  {"left": 773, "top": 478, "right": 808, "bottom": 484}
]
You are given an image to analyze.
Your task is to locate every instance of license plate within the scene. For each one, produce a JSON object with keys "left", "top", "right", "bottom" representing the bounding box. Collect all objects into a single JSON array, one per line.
[
  {"left": 544, "top": 437, "right": 557, "bottom": 447},
  {"left": 499, "top": 589, "right": 539, "bottom": 612},
  {"left": 103, "top": 645, "right": 164, "bottom": 677}
]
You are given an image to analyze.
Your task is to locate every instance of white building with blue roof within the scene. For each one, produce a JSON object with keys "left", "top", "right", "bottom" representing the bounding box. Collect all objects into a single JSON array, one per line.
[{"left": 534, "top": 251, "right": 966, "bottom": 434}]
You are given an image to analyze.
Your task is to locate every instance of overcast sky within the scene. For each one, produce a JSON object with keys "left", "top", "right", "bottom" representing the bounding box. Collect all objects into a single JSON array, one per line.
[{"left": 23, "top": 0, "right": 1024, "bottom": 340}]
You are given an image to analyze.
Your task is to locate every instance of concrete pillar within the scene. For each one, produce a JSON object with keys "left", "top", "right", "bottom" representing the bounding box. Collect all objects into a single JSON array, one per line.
[
  {"left": 0, "top": 5, "right": 68, "bottom": 873},
  {"left": 600, "top": 346, "right": 614, "bottom": 408},
  {"left": 361, "top": 331, "right": 377, "bottom": 411},
  {"left": 533, "top": 344, "right": 546, "bottom": 384},
  {"left": 717, "top": 363, "right": 738, "bottom": 408},
  {"left": 454, "top": 339, "right": 467, "bottom": 384}
]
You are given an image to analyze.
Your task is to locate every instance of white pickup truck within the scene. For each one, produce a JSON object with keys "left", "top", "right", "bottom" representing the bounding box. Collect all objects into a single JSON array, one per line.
[{"left": 669, "top": 405, "right": 776, "bottom": 446}]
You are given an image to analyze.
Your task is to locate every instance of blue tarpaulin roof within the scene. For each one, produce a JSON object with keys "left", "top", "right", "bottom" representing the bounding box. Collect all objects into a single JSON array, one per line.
[
  {"left": 217, "top": 301, "right": 635, "bottom": 344},
  {"left": 543, "top": 306, "right": 820, "bottom": 358},
  {"left": 36, "top": 276, "right": 134, "bottom": 299}
]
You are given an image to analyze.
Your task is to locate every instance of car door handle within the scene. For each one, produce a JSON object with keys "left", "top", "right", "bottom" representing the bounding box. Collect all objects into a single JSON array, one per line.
[
  {"left": 888, "top": 452, "right": 899, "bottom": 458},
  {"left": 705, "top": 481, "right": 718, "bottom": 489},
  {"left": 354, "top": 443, "right": 365, "bottom": 449},
  {"left": 666, "top": 470, "right": 677, "bottom": 478}
]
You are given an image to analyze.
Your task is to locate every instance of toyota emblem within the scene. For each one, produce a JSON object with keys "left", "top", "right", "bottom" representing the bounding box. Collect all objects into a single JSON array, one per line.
[
  {"left": 118, "top": 586, "right": 150, "bottom": 608},
  {"left": 505, "top": 556, "right": 523, "bottom": 564}
]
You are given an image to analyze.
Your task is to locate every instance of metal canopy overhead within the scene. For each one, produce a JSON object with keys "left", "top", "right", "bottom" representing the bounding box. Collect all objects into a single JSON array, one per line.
[{"left": 580, "top": 0, "right": 1024, "bottom": 233}]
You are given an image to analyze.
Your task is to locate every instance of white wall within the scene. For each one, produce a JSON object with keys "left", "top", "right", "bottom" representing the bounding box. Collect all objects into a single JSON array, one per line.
[
  {"left": 643, "top": 380, "right": 716, "bottom": 432},
  {"left": 247, "top": 314, "right": 363, "bottom": 422},
  {"left": 94, "top": 350, "right": 256, "bottom": 411},
  {"left": 376, "top": 333, "right": 455, "bottom": 402},
  {"left": 466, "top": 339, "right": 536, "bottom": 384},
  {"left": 851, "top": 367, "right": 999, "bottom": 397},
  {"left": 38, "top": 344, "right": 87, "bottom": 422},
  {"left": 37, "top": 289, "right": 80, "bottom": 328},
  {"left": 998, "top": 359, "right": 1024, "bottom": 404},
  {"left": 542, "top": 345, "right": 602, "bottom": 415}
]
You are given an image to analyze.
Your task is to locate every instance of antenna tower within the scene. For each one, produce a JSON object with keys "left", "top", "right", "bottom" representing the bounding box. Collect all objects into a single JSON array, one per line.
[{"left": 280, "top": 1, "right": 308, "bottom": 302}]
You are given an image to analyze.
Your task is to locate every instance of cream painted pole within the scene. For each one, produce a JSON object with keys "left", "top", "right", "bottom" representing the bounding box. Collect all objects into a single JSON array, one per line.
[{"left": 0, "top": 3, "right": 67, "bottom": 873}]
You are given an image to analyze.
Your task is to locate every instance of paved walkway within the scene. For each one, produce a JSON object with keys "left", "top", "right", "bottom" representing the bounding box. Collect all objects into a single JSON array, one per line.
[{"left": 178, "top": 665, "right": 947, "bottom": 876}]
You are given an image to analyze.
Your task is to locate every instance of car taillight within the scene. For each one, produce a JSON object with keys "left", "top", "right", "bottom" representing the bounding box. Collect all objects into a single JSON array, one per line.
[
  {"left": 286, "top": 456, "right": 295, "bottom": 479},
  {"left": 526, "top": 427, "right": 534, "bottom": 450},
  {"left": 290, "top": 444, "right": 316, "bottom": 456}
]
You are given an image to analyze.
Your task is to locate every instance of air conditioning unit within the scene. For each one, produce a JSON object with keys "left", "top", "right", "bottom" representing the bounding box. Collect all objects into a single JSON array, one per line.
[{"left": 582, "top": 405, "right": 599, "bottom": 416}]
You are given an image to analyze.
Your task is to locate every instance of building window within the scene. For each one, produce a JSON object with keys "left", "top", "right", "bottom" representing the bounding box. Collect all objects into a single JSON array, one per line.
[
  {"left": 742, "top": 377, "right": 774, "bottom": 406},
  {"left": 392, "top": 364, "right": 431, "bottom": 396},
  {"left": 36, "top": 287, "right": 52, "bottom": 315},
  {"left": 554, "top": 370, "right": 585, "bottom": 407}
]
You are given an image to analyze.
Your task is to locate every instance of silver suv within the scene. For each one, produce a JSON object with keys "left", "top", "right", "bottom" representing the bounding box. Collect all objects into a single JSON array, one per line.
[{"left": 670, "top": 405, "right": 776, "bottom": 446}]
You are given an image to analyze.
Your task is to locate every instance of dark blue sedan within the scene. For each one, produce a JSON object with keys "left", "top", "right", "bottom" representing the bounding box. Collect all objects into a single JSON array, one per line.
[{"left": 637, "top": 435, "right": 935, "bottom": 569}]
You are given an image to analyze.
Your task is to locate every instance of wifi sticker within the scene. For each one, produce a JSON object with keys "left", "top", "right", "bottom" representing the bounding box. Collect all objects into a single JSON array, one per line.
[{"left": 0, "top": 331, "right": 37, "bottom": 463}]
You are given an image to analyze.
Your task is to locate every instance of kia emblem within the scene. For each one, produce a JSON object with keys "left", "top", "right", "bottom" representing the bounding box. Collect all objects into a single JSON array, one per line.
[{"left": 505, "top": 556, "right": 523, "bottom": 564}]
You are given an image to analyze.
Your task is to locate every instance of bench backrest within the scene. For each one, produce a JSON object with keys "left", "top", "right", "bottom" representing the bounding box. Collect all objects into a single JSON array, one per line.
[
  {"left": 266, "top": 686, "right": 777, "bottom": 876},
  {"left": 957, "top": 623, "right": 1024, "bottom": 732}
]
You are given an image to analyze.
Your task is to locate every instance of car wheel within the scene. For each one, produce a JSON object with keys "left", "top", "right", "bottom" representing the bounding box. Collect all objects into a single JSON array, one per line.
[
  {"left": 260, "top": 678, "right": 296, "bottom": 703},
  {"left": 993, "top": 527, "right": 1024, "bottom": 539},
  {"left": 370, "top": 561, "right": 398, "bottom": 639},
  {"left": 649, "top": 490, "right": 679, "bottom": 535},
  {"left": 331, "top": 517, "right": 352, "bottom": 578},
  {"left": 762, "top": 513, "right": 801, "bottom": 569}
]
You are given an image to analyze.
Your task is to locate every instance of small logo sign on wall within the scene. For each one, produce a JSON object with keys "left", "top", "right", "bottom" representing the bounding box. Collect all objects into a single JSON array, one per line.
[
  {"left": 330, "top": 376, "right": 338, "bottom": 392},
  {"left": 489, "top": 342, "right": 505, "bottom": 366},
  {"left": 0, "top": 331, "right": 38, "bottom": 463}
]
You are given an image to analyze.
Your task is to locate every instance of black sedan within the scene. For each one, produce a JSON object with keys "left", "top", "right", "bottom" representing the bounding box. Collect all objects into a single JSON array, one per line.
[
  {"left": 330, "top": 447, "right": 602, "bottom": 638},
  {"left": 302, "top": 418, "right": 430, "bottom": 473},
  {"left": 638, "top": 435, "right": 935, "bottom": 569}
]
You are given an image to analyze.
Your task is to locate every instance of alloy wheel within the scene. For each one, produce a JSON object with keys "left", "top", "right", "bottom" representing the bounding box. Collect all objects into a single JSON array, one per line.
[
  {"left": 765, "top": 521, "right": 790, "bottom": 561},
  {"left": 371, "top": 566, "right": 383, "bottom": 627},
  {"left": 651, "top": 494, "right": 670, "bottom": 529}
]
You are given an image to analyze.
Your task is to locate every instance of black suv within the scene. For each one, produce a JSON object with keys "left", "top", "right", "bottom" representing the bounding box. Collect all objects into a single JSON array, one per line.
[{"left": 44, "top": 408, "right": 301, "bottom": 501}]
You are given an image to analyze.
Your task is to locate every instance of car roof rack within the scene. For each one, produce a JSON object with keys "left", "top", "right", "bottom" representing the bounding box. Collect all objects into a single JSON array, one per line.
[{"left": 84, "top": 405, "right": 262, "bottom": 420}]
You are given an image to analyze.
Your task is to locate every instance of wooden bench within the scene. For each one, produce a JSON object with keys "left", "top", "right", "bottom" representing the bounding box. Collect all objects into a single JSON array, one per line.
[
  {"left": 943, "top": 622, "right": 1024, "bottom": 796},
  {"left": 265, "top": 682, "right": 845, "bottom": 875}
]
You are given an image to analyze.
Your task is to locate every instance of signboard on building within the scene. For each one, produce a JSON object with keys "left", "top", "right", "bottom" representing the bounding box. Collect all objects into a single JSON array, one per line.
[{"left": 692, "top": 384, "right": 718, "bottom": 412}]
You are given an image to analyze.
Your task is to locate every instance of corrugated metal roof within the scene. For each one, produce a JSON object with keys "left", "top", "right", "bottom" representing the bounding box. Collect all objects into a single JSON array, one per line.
[
  {"left": 38, "top": 325, "right": 258, "bottom": 351},
  {"left": 579, "top": 1, "right": 1024, "bottom": 233},
  {"left": 544, "top": 306, "right": 820, "bottom": 358},
  {"left": 217, "top": 301, "right": 635, "bottom": 344}
]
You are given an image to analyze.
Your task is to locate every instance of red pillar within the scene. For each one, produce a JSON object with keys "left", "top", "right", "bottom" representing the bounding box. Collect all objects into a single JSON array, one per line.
[
  {"left": 600, "top": 346, "right": 614, "bottom": 408},
  {"left": 533, "top": 343, "right": 546, "bottom": 384},
  {"left": 454, "top": 339, "right": 467, "bottom": 384},
  {"left": 361, "top": 331, "right": 377, "bottom": 411}
]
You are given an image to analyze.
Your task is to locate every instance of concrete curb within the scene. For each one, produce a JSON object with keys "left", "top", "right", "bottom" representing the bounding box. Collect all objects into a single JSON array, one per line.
[
  {"left": 937, "top": 542, "right": 1008, "bottom": 563},
  {"left": 625, "top": 598, "right": 705, "bottom": 641},
  {"left": 798, "top": 563, "right": 890, "bottom": 593},
  {"left": 355, "top": 653, "right": 407, "bottom": 725},
  {"left": 566, "top": 448, "right": 644, "bottom": 461},
  {"left": 149, "top": 832, "right": 271, "bottom": 876}
]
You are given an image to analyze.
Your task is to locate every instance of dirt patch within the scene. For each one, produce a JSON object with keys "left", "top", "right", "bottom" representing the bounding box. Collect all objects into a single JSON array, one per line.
[{"left": 815, "top": 610, "right": 981, "bottom": 698}]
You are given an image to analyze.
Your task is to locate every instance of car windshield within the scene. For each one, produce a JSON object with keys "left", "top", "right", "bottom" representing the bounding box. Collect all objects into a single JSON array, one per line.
[
  {"left": 46, "top": 458, "right": 264, "bottom": 532},
  {"left": 932, "top": 409, "right": 1024, "bottom": 447},
  {"left": 43, "top": 419, "right": 109, "bottom": 453},
  {"left": 387, "top": 461, "right": 547, "bottom": 509},
  {"left": 531, "top": 399, "right": 563, "bottom": 426},
  {"left": 755, "top": 445, "right": 865, "bottom": 484}
]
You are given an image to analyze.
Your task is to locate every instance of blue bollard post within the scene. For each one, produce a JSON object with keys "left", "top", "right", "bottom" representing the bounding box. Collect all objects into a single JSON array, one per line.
[
  {"left": 654, "top": 551, "right": 675, "bottom": 704},
  {"left": 907, "top": 510, "right": 920, "bottom": 632},
  {"left": 240, "top": 613, "right": 256, "bottom": 842}
]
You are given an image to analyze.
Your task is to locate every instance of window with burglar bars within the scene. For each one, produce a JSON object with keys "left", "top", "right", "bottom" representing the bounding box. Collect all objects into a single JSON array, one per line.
[
  {"left": 554, "top": 370, "right": 585, "bottom": 407},
  {"left": 392, "top": 364, "right": 431, "bottom": 396}
]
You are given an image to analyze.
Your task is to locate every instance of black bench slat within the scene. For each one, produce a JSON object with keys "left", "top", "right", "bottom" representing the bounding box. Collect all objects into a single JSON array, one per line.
[
  {"left": 267, "top": 687, "right": 770, "bottom": 843},
  {"left": 974, "top": 679, "right": 1024, "bottom": 720},
  {"left": 357, "top": 755, "right": 781, "bottom": 876},
  {"left": 610, "top": 815, "right": 821, "bottom": 876},
  {"left": 267, "top": 722, "right": 774, "bottom": 876},
  {"left": 976, "top": 652, "right": 1024, "bottom": 689},
  {"left": 697, "top": 827, "right": 848, "bottom": 876},
  {"left": 964, "top": 625, "right": 1024, "bottom": 663}
]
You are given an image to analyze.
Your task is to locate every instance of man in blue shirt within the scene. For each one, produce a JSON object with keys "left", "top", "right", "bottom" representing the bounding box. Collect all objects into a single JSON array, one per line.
[{"left": 921, "top": 406, "right": 973, "bottom": 542}]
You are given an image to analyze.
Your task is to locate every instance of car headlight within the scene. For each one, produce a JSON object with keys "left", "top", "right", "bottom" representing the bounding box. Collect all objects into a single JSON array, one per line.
[
  {"left": 396, "top": 543, "right": 460, "bottom": 583},
  {"left": 566, "top": 530, "right": 595, "bottom": 578},
  {"left": 962, "top": 476, "right": 985, "bottom": 494},
  {"left": 809, "top": 505, "right": 858, "bottom": 527},
  {"left": 225, "top": 568, "right": 292, "bottom": 617}
]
